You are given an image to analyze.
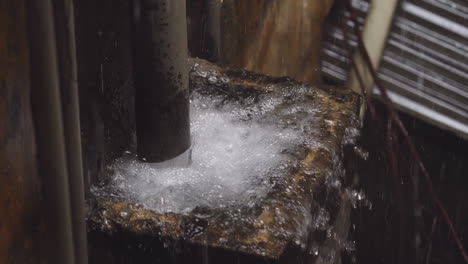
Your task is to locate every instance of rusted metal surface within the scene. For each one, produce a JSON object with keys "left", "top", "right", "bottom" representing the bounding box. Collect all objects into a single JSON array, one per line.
[
  {"left": 205, "top": 0, "right": 334, "bottom": 83},
  {"left": 88, "top": 58, "right": 359, "bottom": 261},
  {"left": 0, "top": 0, "right": 43, "bottom": 262}
]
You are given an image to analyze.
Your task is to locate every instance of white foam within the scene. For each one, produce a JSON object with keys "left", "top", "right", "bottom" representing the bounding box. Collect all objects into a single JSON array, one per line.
[{"left": 107, "top": 95, "right": 302, "bottom": 214}]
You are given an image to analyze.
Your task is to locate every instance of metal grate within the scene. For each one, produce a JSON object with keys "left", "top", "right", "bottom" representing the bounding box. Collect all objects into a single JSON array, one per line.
[{"left": 321, "top": 0, "right": 468, "bottom": 138}]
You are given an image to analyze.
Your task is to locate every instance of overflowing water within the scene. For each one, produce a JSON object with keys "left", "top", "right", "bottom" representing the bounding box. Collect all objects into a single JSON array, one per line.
[
  {"left": 98, "top": 91, "right": 310, "bottom": 214},
  {"left": 90, "top": 79, "right": 363, "bottom": 261}
]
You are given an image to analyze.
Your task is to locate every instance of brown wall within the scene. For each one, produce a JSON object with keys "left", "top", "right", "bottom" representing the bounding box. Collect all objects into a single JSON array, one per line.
[
  {"left": 74, "top": 0, "right": 136, "bottom": 191},
  {"left": 219, "top": 0, "right": 334, "bottom": 83},
  {"left": 0, "top": 1, "right": 44, "bottom": 262}
]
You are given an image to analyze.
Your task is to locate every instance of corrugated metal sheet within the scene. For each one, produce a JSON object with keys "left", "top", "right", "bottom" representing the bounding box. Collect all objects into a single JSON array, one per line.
[{"left": 321, "top": 0, "right": 468, "bottom": 138}]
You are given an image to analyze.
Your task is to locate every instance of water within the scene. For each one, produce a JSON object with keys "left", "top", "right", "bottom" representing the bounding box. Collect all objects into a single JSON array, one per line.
[
  {"left": 90, "top": 78, "right": 362, "bottom": 260},
  {"left": 98, "top": 91, "right": 308, "bottom": 214}
]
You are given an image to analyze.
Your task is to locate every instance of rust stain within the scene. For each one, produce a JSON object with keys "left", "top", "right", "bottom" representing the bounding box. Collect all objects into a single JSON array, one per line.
[
  {"left": 0, "top": 0, "right": 42, "bottom": 262},
  {"left": 221, "top": 0, "right": 335, "bottom": 83}
]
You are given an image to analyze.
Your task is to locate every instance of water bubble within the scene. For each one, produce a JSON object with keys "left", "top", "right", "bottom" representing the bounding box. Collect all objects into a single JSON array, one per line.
[
  {"left": 102, "top": 94, "right": 304, "bottom": 214},
  {"left": 208, "top": 76, "right": 217, "bottom": 84},
  {"left": 349, "top": 189, "right": 372, "bottom": 209},
  {"left": 354, "top": 146, "right": 369, "bottom": 160}
]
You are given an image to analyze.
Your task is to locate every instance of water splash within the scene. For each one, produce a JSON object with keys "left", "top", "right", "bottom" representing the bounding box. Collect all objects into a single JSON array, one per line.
[
  {"left": 97, "top": 93, "right": 305, "bottom": 214},
  {"left": 90, "top": 80, "right": 362, "bottom": 260}
]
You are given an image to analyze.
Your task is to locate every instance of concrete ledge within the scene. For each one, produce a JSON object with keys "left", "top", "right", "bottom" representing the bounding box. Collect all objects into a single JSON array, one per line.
[{"left": 87, "top": 59, "right": 360, "bottom": 261}]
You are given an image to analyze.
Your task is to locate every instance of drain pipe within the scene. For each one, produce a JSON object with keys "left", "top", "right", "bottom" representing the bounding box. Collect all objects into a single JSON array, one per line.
[{"left": 130, "top": 0, "right": 191, "bottom": 163}]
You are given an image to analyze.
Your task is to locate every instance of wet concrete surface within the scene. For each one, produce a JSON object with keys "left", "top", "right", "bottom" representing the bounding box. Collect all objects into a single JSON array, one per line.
[{"left": 87, "top": 59, "right": 360, "bottom": 263}]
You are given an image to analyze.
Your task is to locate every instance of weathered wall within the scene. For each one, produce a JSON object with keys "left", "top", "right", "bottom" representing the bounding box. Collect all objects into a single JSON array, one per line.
[
  {"left": 1, "top": 0, "right": 136, "bottom": 260},
  {"left": 0, "top": 0, "right": 44, "bottom": 262},
  {"left": 74, "top": 0, "right": 136, "bottom": 191},
  {"left": 215, "top": 0, "right": 334, "bottom": 83}
]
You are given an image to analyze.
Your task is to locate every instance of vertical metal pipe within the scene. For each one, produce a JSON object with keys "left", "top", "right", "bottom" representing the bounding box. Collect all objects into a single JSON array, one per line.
[
  {"left": 131, "top": 0, "right": 191, "bottom": 163},
  {"left": 52, "top": 0, "right": 88, "bottom": 263},
  {"left": 27, "top": 0, "right": 75, "bottom": 263}
]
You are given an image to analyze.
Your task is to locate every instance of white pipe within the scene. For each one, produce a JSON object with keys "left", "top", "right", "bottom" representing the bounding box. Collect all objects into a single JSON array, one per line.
[{"left": 348, "top": 0, "right": 399, "bottom": 118}]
